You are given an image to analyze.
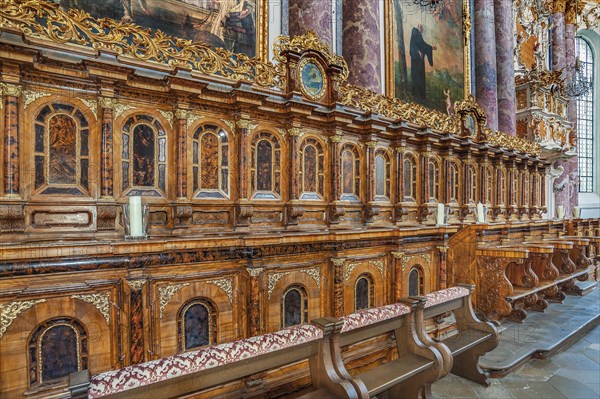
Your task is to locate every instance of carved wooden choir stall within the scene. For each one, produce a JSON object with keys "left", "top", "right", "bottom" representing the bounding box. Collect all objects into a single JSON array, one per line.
[{"left": 0, "top": 1, "right": 597, "bottom": 398}]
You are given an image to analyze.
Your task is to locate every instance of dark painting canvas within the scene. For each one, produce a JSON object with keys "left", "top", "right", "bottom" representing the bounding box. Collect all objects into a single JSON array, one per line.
[
  {"left": 392, "top": 1, "right": 464, "bottom": 114},
  {"left": 56, "top": 0, "right": 258, "bottom": 57}
]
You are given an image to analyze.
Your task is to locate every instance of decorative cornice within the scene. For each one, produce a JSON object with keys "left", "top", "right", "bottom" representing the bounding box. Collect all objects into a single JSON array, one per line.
[
  {"left": 23, "top": 90, "right": 52, "bottom": 108},
  {"left": 0, "top": 299, "right": 46, "bottom": 338},
  {"left": 71, "top": 293, "right": 111, "bottom": 325},
  {"left": 126, "top": 279, "right": 146, "bottom": 291},
  {"left": 206, "top": 278, "right": 233, "bottom": 303},
  {"left": 158, "top": 283, "right": 190, "bottom": 319},
  {"left": 77, "top": 97, "right": 98, "bottom": 119}
]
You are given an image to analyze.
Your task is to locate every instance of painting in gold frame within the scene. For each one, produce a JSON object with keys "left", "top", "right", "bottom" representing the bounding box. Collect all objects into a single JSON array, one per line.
[
  {"left": 52, "top": 0, "right": 268, "bottom": 60},
  {"left": 384, "top": 0, "right": 471, "bottom": 114}
]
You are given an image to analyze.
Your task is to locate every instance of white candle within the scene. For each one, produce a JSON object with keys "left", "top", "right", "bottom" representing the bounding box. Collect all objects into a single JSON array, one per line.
[
  {"left": 436, "top": 203, "right": 445, "bottom": 225},
  {"left": 557, "top": 206, "right": 564, "bottom": 219},
  {"left": 128, "top": 196, "right": 143, "bottom": 237},
  {"left": 573, "top": 207, "right": 581, "bottom": 218},
  {"left": 476, "top": 202, "right": 484, "bottom": 223}
]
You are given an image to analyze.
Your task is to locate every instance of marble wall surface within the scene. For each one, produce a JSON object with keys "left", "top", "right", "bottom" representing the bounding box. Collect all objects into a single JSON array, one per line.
[
  {"left": 474, "top": 0, "right": 499, "bottom": 131},
  {"left": 288, "top": 0, "right": 333, "bottom": 48}
]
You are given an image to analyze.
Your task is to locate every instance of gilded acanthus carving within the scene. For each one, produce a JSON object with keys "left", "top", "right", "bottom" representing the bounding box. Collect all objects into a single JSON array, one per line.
[
  {"left": 392, "top": 251, "right": 432, "bottom": 272},
  {"left": 206, "top": 278, "right": 233, "bottom": 303},
  {"left": 126, "top": 279, "right": 146, "bottom": 291},
  {"left": 221, "top": 119, "right": 236, "bottom": 133},
  {"left": 23, "top": 90, "right": 52, "bottom": 108},
  {"left": 0, "top": 299, "right": 46, "bottom": 338},
  {"left": 77, "top": 97, "right": 98, "bottom": 119},
  {"left": 267, "top": 267, "right": 320, "bottom": 298},
  {"left": 0, "top": 0, "right": 284, "bottom": 89},
  {"left": 267, "top": 272, "right": 289, "bottom": 299},
  {"left": 273, "top": 30, "right": 349, "bottom": 82},
  {"left": 158, "top": 110, "right": 174, "bottom": 128},
  {"left": 0, "top": 82, "right": 22, "bottom": 97},
  {"left": 247, "top": 267, "right": 264, "bottom": 277},
  {"left": 237, "top": 119, "right": 258, "bottom": 132},
  {"left": 158, "top": 283, "right": 190, "bottom": 319},
  {"left": 113, "top": 102, "right": 135, "bottom": 119},
  {"left": 98, "top": 97, "right": 117, "bottom": 109},
  {"left": 71, "top": 293, "right": 111, "bottom": 325}
]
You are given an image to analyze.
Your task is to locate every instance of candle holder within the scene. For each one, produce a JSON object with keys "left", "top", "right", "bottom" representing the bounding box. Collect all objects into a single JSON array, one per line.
[{"left": 121, "top": 203, "right": 149, "bottom": 240}]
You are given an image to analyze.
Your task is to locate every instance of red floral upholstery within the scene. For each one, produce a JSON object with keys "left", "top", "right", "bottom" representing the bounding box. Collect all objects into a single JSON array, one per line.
[
  {"left": 340, "top": 303, "right": 412, "bottom": 333},
  {"left": 88, "top": 324, "right": 323, "bottom": 398},
  {"left": 424, "top": 286, "right": 470, "bottom": 308}
]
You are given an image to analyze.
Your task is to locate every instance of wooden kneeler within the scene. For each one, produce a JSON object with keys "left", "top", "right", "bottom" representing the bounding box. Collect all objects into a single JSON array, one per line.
[{"left": 413, "top": 284, "right": 499, "bottom": 386}]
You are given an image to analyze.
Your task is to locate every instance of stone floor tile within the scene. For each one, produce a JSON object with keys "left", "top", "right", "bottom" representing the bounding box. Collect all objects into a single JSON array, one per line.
[
  {"left": 548, "top": 375, "right": 599, "bottom": 398},
  {"left": 585, "top": 383, "right": 600, "bottom": 396},
  {"left": 556, "top": 367, "right": 600, "bottom": 384},
  {"left": 583, "top": 347, "right": 600, "bottom": 364},
  {"left": 431, "top": 374, "right": 478, "bottom": 399},
  {"left": 502, "top": 362, "right": 557, "bottom": 381},
  {"left": 553, "top": 352, "right": 600, "bottom": 370},
  {"left": 526, "top": 357, "right": 561, "bottom": 373}
]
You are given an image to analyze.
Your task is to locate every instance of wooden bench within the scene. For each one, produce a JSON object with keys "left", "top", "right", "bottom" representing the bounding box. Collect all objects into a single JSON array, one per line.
[
  {"left": 68, "top": 320, "right": 362, "bottom": 399},
  {"left": 413, "top": 285, "right": 499, "bottom": 386},
  {"left": 333, "top": 299, "right": 448, "bottom": 398}
]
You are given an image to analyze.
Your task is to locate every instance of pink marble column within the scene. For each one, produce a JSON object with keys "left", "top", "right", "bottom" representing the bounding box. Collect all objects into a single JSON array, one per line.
[
  {"left": 554, "top": 23, "right": 578, "bottom": 214},
  {"left": 474, "top": 0, "right": 499, "bottom": 131},
  {"left": 551, "top": 13, "right": 566, "bottom": 71},
  {"left": 494, "top": 0, "right": 517, "bottom": 135},
  {"left": 288, "top": 0, "right": 333, "bottom": 47},
  {"left": 342, "top": 0, "right": 381, "bottom": 92}
]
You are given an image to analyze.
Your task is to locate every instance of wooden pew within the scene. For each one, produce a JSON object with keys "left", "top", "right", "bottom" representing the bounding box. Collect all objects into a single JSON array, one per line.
[
  {"left": 333, "top": 299, "right": 449, "bottom": 398},
  {"left": 414, "top": 285, "right": 499, "bottom": 386},
  {"left": 68, "top": 321, "right": 362, "bottom": 399}
]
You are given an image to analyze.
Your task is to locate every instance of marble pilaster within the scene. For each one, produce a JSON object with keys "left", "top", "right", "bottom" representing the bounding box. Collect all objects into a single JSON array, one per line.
[
  {"left": 551, "top": 13, "right": 566, "bottom": 71},
  {"left": 342, "top": 0, "right": 381, "bottom": 92},
  {"left": 474, "top": 0, "right": 499, "bottom": 131},
  {"left": 494, "top": 0, "right": 517, "bottom": 135}
]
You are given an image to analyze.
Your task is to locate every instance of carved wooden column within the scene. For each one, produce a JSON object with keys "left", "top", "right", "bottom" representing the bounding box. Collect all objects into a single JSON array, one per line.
[
  {"left": 99, "top": 97, "right": 116, "bottom": 198},
  {"left": 329, "top": 134, "right": 345, "bottom": 224},
  {"left": 175, "top": 108, "right": 188, "bottom": 200},
  {"left": 331, "top": 258, "right": 345, "bottom": 317},
  {"left": 437, "top": 246, "right": 449, "bottom": 290},
  {"left": 235, "top": 119, "right": 257, "bottom": 227},
  {"left": 247, "top": 267, "right": 263, "bottom": 337},
  {"left": 126, "top": 279, "right": 147, "bottom": 365},
  {"left": 287, "top": 127, "right": 304, "bottom": 225},
  {"left": 364, "top": 140, "right": 378, "bottom": 223},
  {"left": 2, "top": 83, "right": 21, "bottom": 197},
  {"left": 391, "top": 252, "right": 405, "bottom": 301},
  {"left": 395, "top": 143, "right": 406, "bottom": 223},
  {"left": 418, "top": 148, "right": 433, "bottom": 224},
  {"left": 507, "top": 160, "right": 518, "bottom": 220},
  {"left": 96, "top": 97, "right": 118, "bottom": 232}
]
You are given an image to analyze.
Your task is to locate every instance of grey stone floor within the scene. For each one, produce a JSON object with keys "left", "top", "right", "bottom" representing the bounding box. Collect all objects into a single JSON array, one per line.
[{"left": 431, "top": 324, "right": 600, "bottom": 398}]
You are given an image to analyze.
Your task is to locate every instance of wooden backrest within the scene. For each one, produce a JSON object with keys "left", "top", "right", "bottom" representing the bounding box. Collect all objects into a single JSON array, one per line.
[
  {"left": 422, "top": 285, "right": 472, "bottom": 319},
  {"left": 338, "top": 301, "right": 415, "bottom": 347},
  {"left": 83, "top": 322, "right": 328, "bottom": 399}
]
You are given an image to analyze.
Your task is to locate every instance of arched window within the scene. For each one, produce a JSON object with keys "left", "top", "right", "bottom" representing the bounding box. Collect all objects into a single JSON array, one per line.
[
  {"left": 192, "top": 124, "right": 230, "bottom": 198},
  {"left": 355, "top": 274, "right": 374, "bottom": 311},
  {"left": 483, "top": 165, "right": 494, "bottom": 205},
  {"left": 428, "top": 158, "right": 440, "bottom": 202},
  {"left": 497, "top": 167, "right": 507, "bottom": 206},
  {"left": 251, "top": 131, "right": 281, "bottom": 199},
  {"left": 577, "top": 36, "right": 595, "bottom": 194},
  {"left": 374, "top": 149, "right": 391, "bottom": 201},
  {"left": 408, "top": 266, "right": 424, "bottom": 297},
  {"left": 178, "top": 298, "right": 217, "bottom": 351},
  {"left": 33, "top": 103, "right": 90, "bottom": 195},
  {"left": 340, "top": 143, "right": 360, "bottom": 201},
  {"left": 122, "top": 114, "right": 167, "bottom": 196},
  {"left": 299, "top": 137, "right": 325, "bottom": 199},
  {"left": 282, "top": 285, "right": 308, "bottom": 328},
  {"left": 28, "top": 318, "right": 88, "bottom": 386},
  {"left": 448, "top": 161, "right": 460, "bottom": 203},
  {"left": 465, "top": 164, "right": 477, "bottom": 204},
  {"left": 403, "top": 154, "right": 418, "bottom": 202}
]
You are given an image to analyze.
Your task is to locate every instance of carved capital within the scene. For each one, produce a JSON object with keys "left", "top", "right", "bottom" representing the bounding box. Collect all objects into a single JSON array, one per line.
[
  {"left": 174, "top": 109, "right": 188, "bottom": 120},
  {"left": 0, "top": 83, "right": 22, "bottom": 97},
  {"left": 366, "top": 141, "right": 378, "bottom": 148},
  {"left": 329, "top": 134, "right": 344, "bottom": 143},
  {"left": 331, "top": 258, "right": 346, "bottom": 267},
  {"left": 98, "top": 97, "right": 117, "bottom": 109},
  {"left": 126, "top": 279, "right": 147, "bottom": 291},
  {"left": 436, "top": 245, "right": 449, "bottom": 254},
  {"left": 237, "top": 119, "right": 258, "bottom": 132},
  {"left": 248, "top": 267, "right": 264, "bottom": 277},
  {"left": 288, "top": 127, "right": 303, "bottom": 137}
]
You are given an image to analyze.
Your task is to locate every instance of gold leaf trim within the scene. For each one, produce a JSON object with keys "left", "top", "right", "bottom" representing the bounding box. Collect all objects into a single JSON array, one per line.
[
  {"left": 23, "top": 90, "right": 52, "bottom": 108},
  {"left": 0, "top": 299, "right": 46, "bottom": 338},
  {"left": 158, "top": 283, "right": 190, "bottom": 319},
  {"left": 126, "top": 279, "right": 146, "bottom": 291},
  {"left": 71, "top": 293, "right": 111, "bottom": 325},
  {"left": 158, "top": 109, "right": 173, "bottom": 128},
  {"left": 0, "top": 82, "right": 22, "bottom": 97},
  {"left": 205, "top": 278, "right": 233, "bottom": 303},
  {"left": 77, "top": 97, "right": 98, "bottom": 119}
]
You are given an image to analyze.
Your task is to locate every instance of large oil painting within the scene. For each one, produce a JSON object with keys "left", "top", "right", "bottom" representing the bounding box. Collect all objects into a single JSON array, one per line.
[
  {"left": 389, "top": 0, "right": 465, "bottom": 114},
  {"left": 55, "top": 0, "right": 261, "bottom": 58}
]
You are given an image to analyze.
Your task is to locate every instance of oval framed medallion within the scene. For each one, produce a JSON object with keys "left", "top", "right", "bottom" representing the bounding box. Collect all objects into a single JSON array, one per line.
[{"left": 299, "top": 58, "right": 327, "bottom": 100}]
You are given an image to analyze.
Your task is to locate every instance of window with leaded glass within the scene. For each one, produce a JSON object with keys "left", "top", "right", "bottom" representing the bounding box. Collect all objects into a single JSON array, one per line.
[{"left": 577, "top": 37, "right": 595, "bottom": 193}]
